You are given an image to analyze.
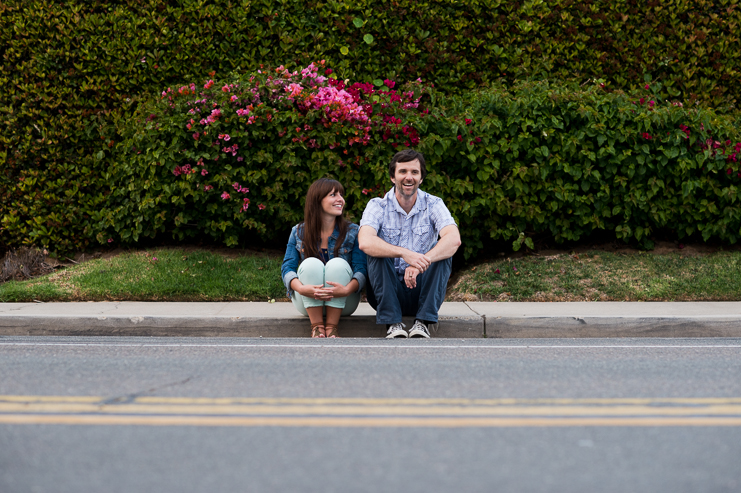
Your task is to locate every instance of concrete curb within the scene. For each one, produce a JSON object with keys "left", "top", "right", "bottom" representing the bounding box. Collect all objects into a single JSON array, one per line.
[{"left": 1, "top": 301, "right": 740, "bottom": 338}]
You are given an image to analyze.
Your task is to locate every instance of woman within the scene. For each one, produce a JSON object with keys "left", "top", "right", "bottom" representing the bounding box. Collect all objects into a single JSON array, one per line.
[{"left": 281, "top": 178, "right": 367, "bottom": 337}]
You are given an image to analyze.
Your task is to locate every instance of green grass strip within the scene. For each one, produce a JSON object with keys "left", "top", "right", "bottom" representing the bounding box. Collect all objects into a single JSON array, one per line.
[
  {"left": 3, "top": 248, "right": 741, "bottom": 303},
  {"left": 0, "top": 248, "right": 285, "bottom": 302},
  {"left": 449, "top": 251, "right": 741, "bottom": 302}
]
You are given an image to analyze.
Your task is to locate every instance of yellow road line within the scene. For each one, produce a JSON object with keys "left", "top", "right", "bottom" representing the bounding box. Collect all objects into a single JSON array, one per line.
[
  {"left": 2, "top": 414, "right": 741, "bottom": 427},
  {"left": 2, "top": 403, "right": 741, "bottom": 417},
  {"left": 2, "top": 395, "right": 741, "bottom": 427}
]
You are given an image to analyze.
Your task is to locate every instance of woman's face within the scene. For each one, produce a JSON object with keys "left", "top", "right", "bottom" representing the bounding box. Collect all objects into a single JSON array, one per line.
[{"left": 320, "top": 188, "right": 345, "bottom": 217}]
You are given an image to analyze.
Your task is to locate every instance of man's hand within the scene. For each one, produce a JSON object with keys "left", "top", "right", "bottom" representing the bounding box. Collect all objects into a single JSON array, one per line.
[
  {"left": 403, "top": 266, "right": 420, "bottom": 289},
  {"left": 402, "top": 250, "right": 431, "bottom": 273}
]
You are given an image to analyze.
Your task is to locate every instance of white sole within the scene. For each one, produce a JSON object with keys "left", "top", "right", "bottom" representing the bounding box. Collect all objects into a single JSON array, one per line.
[{"left": 386, "top": 331, "right": 408, "bottom": 339}]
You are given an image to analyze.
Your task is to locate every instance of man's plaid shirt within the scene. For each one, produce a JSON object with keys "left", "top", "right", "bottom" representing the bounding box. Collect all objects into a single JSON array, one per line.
[{"left": 360, "top": 187, "right": 457, "bottom": 278}]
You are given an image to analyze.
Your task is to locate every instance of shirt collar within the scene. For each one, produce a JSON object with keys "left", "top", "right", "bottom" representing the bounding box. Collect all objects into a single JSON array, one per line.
[{"left": 388, "top": 187, "right": 426, "bottom": 217}]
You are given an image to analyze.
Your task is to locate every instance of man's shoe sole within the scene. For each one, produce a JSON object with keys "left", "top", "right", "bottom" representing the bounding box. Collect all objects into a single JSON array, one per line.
[
  {"left": 408, "top": 329, "right": 430, "bottom": 338},
  {"left": 386, "top": 331, "right": 409, "bottom": 339}
]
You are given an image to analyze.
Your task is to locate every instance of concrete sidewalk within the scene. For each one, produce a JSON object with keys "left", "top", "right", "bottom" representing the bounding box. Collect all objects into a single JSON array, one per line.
[{"left": 1, "top": 301, "right": 740, "bottom": 338}]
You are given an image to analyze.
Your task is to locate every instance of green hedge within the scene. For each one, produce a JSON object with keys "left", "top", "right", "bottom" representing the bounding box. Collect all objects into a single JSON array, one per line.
[
  {"left": 2, "top": 0, "right": 741, "bottom": 252},
  {"left": 100, "top": 68, "right": 741, "bottom": 259},
  {"left": 414, "top": 80, "right": 741, "bottom": 255}
]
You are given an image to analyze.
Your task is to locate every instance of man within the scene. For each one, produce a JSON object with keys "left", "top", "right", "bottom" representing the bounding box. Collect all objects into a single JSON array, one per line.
[{"left": 358, "top": 149, "right": 461, "bottom": 338}]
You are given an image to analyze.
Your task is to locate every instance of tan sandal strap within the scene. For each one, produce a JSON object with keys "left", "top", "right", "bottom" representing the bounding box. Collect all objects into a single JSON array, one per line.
[
  {"left": 311, "top": 323, "right": 325, "bottom": 337},
  {"left": 325, "top": 324, "right": 338, "bottom": 337}
]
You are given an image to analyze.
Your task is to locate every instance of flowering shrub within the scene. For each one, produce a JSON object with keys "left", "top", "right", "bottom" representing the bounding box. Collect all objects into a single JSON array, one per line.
[{"left": 96, "top": 63, "right": 430, "bottom": 246}]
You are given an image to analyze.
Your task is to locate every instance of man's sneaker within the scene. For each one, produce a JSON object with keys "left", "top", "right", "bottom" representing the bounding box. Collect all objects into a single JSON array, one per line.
[
  {"left": 409, "top": 319, "right": 431, "bottom": 338},
  {"left": 386, "top": 323, "right": 408, "bottom": 339}
]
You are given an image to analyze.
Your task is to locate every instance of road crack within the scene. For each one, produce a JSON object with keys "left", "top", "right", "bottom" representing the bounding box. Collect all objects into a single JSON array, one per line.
[{"left": 98, "top": 376, "right": 195, "bottom": 406}]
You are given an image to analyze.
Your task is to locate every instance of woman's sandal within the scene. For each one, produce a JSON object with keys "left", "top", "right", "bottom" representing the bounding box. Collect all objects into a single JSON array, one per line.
[
  {"left": 324, "top": 324, "right": 339, "bottom": 338},
  {"left": 311, "top": 323, "right": 326, "bottom": 338}
]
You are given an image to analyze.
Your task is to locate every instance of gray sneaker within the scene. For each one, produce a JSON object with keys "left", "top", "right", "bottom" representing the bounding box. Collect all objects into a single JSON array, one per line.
[
  {"left": 386, "top": 323, "right": 408, "bottom": 339},
  {"left": 409, "top": 320, "right": 431, "bottom": 338}
]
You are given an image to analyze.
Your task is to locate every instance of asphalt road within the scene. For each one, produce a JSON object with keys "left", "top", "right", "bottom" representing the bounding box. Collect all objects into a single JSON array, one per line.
[{"left": 1, "top": 336, "right": 740, "bottom": 493}]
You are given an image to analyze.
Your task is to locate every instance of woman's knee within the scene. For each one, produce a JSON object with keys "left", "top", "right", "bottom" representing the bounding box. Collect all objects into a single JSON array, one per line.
[
  {"left": 325, "top": 257, "right": 352, "bottom": 283},
  {"left": 297, "top": 257, "right": 325, "bottom": 284}
]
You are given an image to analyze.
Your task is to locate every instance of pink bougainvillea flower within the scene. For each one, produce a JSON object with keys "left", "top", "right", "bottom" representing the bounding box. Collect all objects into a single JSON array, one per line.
[
  {"left": 237, "top": 156, "right": 244, "bottom": 162},
  {"left": 230, "top": 95, "right": 238, "bottom": 102},
  {"left": 644, "top": 84, "right": 650, "bottom": 90},
  {"left": 221, "top": 192, "right": 230, "bottom": 200},
  {"left": 222, "top": 84, "right": 230, "bottom": 92},
  {"left": 241, "top": 198, "right": 250, "bottom": 212},
  {"left": 107, "top": 238, "right": 113, "bottom": 243},
  {"left": 383, "top": 79, "right": 396, "bottom": 89},
  {"left": 457, "top": 135, "right": 463, "bottom": 141},
  {"left": 258, "top": 204, "right": 265, "bottom": 210},
  {"left": 494, "top": 268, "right": 500, "bottom": 274},
  {"left": 193, "top": 132, "right": 200, "bottom": 140},
  {"left": 204, "top": 79, "right": 214, "bottom": 89},
  {"left": 465, "top": 118, "right": 472, "bottom": 125},
  {"left": 204, "top": 185, "right": 213, "bottom": 191},
  {"left": 201, "top": 169, "right": 208, "bottom": 176},
  {"left": 639, "top": 98, "right": 645, "bottom": 105}
]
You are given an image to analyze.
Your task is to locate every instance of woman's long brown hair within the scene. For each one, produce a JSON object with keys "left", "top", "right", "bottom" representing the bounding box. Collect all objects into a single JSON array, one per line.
[{"left": 299, "top": 178, "right": 349, "bottom": 260}]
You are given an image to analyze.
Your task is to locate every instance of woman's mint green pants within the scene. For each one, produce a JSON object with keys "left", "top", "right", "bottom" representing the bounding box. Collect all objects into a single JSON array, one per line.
[{"left": 291, "top": 257, "right": 360, "bottom": 317}]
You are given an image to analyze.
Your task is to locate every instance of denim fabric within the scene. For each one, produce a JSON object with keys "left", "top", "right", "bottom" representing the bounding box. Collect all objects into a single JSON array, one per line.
[
  {"left": 359, "top": 187, "right": 457, "bottom": 278},
  {"left": 365, "top": 255, "right": 452, "bottom": 324},
  {"left": 281, "top": 222, "right": 367, "bottom": 297},
  {"left": 290, "top": 257, "right": 360, "bottom": 316}
]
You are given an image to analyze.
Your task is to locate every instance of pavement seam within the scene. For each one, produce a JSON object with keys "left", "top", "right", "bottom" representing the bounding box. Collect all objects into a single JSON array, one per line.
[{"left": 463, "top": 301, "right": 487, "bottom": 338}]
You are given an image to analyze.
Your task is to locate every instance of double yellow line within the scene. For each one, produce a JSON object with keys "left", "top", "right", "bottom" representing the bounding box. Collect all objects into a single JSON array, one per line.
[{"left": 2, "top": 396, "right": 741, "bottom": 427}]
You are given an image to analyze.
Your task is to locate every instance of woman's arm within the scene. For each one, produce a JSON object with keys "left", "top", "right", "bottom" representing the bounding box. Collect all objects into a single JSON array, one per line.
[
  {"left": 350, "top": 233, "right": 367, "bottom": 293},
  {"left": 281, "top": 226, "right": 301, "bottom": 296}
]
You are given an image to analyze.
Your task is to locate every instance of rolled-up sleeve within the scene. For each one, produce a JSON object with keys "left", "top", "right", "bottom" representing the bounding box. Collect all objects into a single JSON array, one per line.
[
  {"left": 281, "top": 226, "right": 300, "bottom": 297},
  {"left": 359, "top": 198, "right": 383, "bottom": 233},
  {"left": 350, "top": 235, "right": 367, "bottom": 293},
  {"left": 430, "top": 197, "right": 457, "bottom": 232}
]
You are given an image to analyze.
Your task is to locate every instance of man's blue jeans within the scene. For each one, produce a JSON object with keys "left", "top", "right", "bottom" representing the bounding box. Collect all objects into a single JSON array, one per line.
[{"left": 366, "top": 256, "right": 452, "bottom": 325}]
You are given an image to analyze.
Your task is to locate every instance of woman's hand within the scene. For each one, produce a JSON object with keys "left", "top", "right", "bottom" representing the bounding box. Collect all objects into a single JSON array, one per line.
[
  {"left": 298, "top": 284, "right": 334, "bottom": 301},
  {"left": 324, "top": 281, "right": 351, "bottom": 298}
]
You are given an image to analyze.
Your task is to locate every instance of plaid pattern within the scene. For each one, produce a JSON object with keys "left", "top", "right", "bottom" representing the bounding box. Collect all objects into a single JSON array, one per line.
[{"left": 360, "top": 187, "right": 457, "bottom": 276}]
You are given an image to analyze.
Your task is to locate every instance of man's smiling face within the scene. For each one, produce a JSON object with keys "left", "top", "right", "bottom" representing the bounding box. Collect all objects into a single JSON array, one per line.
[{"left": 391, "top": 159, "right": 422, "bottom": 200}]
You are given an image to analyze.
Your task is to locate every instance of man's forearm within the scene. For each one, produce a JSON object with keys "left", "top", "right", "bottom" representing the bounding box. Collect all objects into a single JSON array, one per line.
[
  {"left": 425, "top": 231, "right": 461, "bottom": 263},
  {"left": 359, "top": 233, "right": 409, "bottom": 258}
]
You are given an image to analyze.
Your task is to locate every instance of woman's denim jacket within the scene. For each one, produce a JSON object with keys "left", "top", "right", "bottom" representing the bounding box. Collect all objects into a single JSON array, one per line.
[{"left": 281, "top": 222, "right": 367, "bottom": 298}]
